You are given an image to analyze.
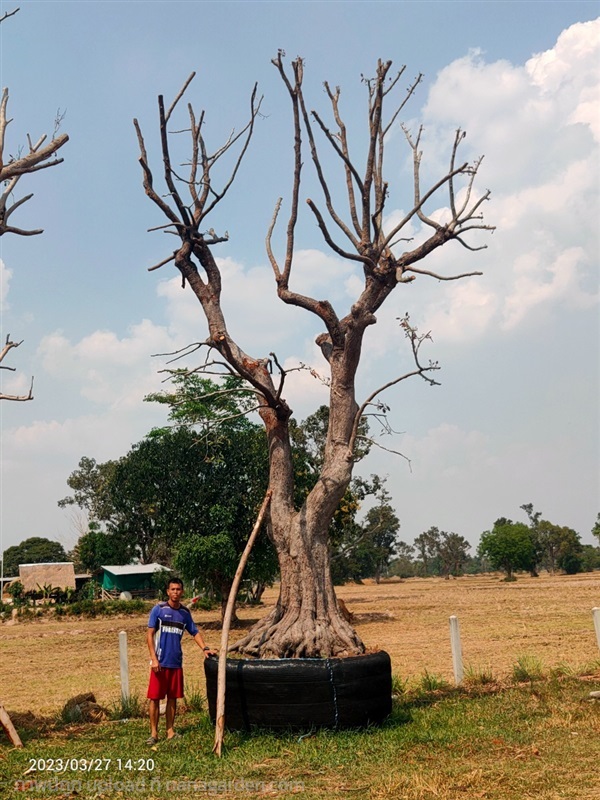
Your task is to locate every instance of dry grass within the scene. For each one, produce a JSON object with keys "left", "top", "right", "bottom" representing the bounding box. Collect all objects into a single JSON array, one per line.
[{"left": 0, "top": 572, "right": 598, "bottom": 715}]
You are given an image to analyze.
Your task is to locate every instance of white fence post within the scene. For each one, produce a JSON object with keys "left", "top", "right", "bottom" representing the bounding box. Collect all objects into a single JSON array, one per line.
[
  {"left": 593, "top": 608, "right": 600, "bottom": 652},
  {"left": 119, "top": 630, "right": 130, "bottom": 701},
  {"left": 449, "top": 615, "right": 463, "bottom": 686}
]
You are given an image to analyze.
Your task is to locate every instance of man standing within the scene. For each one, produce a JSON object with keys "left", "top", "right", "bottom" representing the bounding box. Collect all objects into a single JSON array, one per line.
[{"left": 146, "top": 577, "right": 214, "bottom": 744}]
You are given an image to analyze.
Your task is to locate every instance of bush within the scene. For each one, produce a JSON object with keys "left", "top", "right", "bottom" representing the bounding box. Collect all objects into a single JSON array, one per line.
[
  {"left": 54, "top": 599, "right": 148, "bottom": 618},
  {"left": 108, "top": 693, "right": 145, "bottom": 720},
  {"left": 190, "top": 595, "right": 217, "bottom": 611},
  {"left": 512, "top": 654, "right": 545, "bottom": 682}
]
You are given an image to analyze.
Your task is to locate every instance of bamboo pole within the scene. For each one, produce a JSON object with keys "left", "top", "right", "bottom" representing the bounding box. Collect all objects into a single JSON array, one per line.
[
  {"left": 213, "top": 488, "right": 272, "bottom": 756},
  {"left": 0, "top": 703, "right": 23, "bottom": 747}
]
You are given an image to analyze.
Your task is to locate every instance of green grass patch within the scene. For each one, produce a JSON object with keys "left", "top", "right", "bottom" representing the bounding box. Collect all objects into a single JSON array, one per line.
[
  {"left": 3, "top": 676, "right": 598, "bottom": 799},
  {"left": 512, "top": 653, "right": 545, "bottom": 682}
]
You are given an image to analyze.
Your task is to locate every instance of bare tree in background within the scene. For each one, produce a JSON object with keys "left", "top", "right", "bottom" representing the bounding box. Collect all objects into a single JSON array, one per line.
[
  {"left": 135, "top": 56, "right": 493, "bottom": 657},
  {"left": 0, "top": 6, "right": 69, "bottom": 401}
]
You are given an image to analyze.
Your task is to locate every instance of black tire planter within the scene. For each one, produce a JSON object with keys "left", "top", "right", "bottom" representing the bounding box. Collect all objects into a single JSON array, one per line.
[{"left": 204, "top": 650, "right": 392, "bottom": 731}]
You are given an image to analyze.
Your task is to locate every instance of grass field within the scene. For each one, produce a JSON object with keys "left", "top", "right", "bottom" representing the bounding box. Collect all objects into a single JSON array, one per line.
[{"left": 1, "top": 572, "right": 599, "bottom": 799}]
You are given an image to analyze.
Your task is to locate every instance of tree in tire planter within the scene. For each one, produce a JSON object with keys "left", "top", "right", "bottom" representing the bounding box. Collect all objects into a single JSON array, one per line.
[{"left": 135, "top": 56, "right": 491, "bottom": 703}]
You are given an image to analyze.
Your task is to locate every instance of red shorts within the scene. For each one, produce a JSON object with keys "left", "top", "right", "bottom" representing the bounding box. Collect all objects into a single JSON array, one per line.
[{"left": 147, "top": 667, "right": 184, "bottom": 700}]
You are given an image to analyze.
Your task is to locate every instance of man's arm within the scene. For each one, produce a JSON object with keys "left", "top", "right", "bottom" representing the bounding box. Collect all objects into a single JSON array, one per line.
[
  {"left": 147, "top": 627, "right": 161, "bottom": 672},
  {"left": 192, "top": 631, "right": 217, "bottom": 658}
]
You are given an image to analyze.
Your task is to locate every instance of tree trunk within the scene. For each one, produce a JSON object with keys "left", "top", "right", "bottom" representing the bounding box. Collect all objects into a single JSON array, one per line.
[
  {"left": 220, "top": 582, "right": 238, "bottom": 626},
  {"left": 231, "top": 507, "right": 364, "bottom": 658}
]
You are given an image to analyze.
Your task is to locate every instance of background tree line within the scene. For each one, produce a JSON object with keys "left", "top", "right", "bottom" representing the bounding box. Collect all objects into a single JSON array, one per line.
[{"left": 4, "top": 372, "right": 599, "bottom": 596}]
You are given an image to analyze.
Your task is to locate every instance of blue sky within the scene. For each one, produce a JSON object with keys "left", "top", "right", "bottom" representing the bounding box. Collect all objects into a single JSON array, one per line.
[{"left": 1, "top": 0, "right": 598, "bottom": 557}]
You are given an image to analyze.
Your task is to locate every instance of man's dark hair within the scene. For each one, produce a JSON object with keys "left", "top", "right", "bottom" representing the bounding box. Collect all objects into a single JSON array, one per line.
[{"left": 167, "top": 577, "right": 184, "bottom": 589}]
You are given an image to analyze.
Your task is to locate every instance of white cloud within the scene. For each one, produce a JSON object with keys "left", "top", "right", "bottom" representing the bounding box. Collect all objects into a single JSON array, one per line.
[
  {"left": 388, "top": 19, "right": 600, "bottom": 343},
  {"left": 0, "top": 258, "right": 12, "bottom": 312},
  {"left": 37, "top": 319, "right": 180, "bottom": 407},
  {"left": 503, "top": 245, "right": 597, "bottom": 329}
]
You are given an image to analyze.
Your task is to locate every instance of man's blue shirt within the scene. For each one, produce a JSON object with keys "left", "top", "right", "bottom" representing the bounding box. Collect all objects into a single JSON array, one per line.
[{"left": 148, "top": 602, "right": 198, "bottom": 669}]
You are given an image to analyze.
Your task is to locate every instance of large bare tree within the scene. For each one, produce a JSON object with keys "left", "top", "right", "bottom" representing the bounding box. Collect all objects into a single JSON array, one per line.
[
  {"left": 135, "top": 56, "right": 493, "bottom": 657},
  {"left": 0, "top": 6, "right": 69, "bottom": 401}
]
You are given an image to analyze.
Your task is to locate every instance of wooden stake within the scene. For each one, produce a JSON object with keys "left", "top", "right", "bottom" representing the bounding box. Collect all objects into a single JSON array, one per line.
[
  {"left": 449, "top": 615, "right": 464, "bottom": 685},
  {"left": 593, "top": 607, "right": 600, "bottom": 652},
  {"left": 213, "top": 488, "right": 272, "bottom": 757},
  {"left": 119, "top": 631, "right": 130, "bottom": 701},
  {"left": 0, "top": 703, "right": 23, "bottom": 747}
]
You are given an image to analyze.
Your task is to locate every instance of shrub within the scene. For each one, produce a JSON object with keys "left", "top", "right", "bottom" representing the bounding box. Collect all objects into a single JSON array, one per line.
[
  {"left": 184, "top": 682, "right": 205, "bottom": 713},
  {"left": 464, "top": 664, "right": 496, "bottom": 686},
  {"left": 512, "top": 654, "right": 545, "bottom": 682},
  {"left": 418, "top": 670, "right": 450, "bottom": 692},
  {"left": 108, "top": 694, "right": 145, "bottom": 720}
]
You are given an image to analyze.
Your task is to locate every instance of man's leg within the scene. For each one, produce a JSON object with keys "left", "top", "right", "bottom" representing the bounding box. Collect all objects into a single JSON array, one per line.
[
  {"left": 165, "top": 698, "right": 177, "bottom": 739},
  {"left": 149, "top": 699, "right": 160, "bottom": 740}
]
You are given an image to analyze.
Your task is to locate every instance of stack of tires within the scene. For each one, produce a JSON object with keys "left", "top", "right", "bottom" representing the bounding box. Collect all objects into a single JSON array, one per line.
[{"left": 204, "top": 650, "right": 392, "bottom": 731}]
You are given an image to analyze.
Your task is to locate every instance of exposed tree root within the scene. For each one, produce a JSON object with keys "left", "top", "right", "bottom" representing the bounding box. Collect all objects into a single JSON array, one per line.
[{"left": 230, "top": 604, "right": 365, "bottom": 658}]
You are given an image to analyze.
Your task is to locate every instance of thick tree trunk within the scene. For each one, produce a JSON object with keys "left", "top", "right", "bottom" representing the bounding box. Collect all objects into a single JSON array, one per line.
[
  {"left": 231, "top": 508, "right": 364, "bottom": 657},
  {"left": 231, "top": 403, "right": 365, "bottom": 658}
]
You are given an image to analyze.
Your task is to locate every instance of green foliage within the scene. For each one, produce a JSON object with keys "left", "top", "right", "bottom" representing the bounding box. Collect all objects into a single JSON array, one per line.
[
  {"left": 58, "top": 456, "right": 118, "bottom": 520},
  {"left": 592, "top": 513, "right": 600, "bottom": 544},
  {"left": 413, "top": 526, "right": 442, "bottom": 576},
  {"left": 464, "top": 664, "right": 496, "bottom": 686},
  {"left": 391, "top": 673, "right": 408, "bottom": 695},
  {"left": 6, "top": 580, "right": 27, "bottom": 607},
  {"left": 418, "top": 669, "right": 450, "bottom": 692},
  {"left": 478, "top": 520, "right": 536, "bottom": 579},
  {"left": 512, "top": 654, "right": 545, "bottom": 682},
  {"left": 151, "top": 567, "right": 173, "bottom": 600},
  {"left": 388, "top": 542, "right": 418, "bottom": 578},
  {"left": 184, "top": 682, "right": 205, "bottom": 713},
  {"left": 71, "top": 522, "right": 134, "bottom": 573},
  {"left": 580, "top": 544, "right": 600, "bottom": 572},
  {"left": 54, "top": 598, "right": 147, "bottom": 617},
  {"left": 76, "top": 579, "right": 98, "bottom": 601},
  {"left": 331, "top": 487, "right": 401, "bottom": 583},
  {"left": 1, "top": 537, "right": 68, "bottom": 577},
  {"left": 438, "top": 532, "right": 471, "bottom": 577},
  {"left": 108, "top": 693, "right": 145, "bottom": 721},
  {"left": 190, "top": 595, "right": 217, "bottom": 611}
]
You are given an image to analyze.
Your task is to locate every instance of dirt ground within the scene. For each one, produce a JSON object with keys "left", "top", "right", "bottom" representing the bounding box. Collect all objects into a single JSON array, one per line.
[{"left": 1, "top": 572, "right": 598, "bottom": 715}]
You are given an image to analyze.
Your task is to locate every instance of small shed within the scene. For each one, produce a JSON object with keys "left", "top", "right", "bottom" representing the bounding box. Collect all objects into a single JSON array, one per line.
[
  {"left": 100, "top": 563, "right": 171, "bottom": 597},
  {"left": 18, "top": 562, "right": 76, "bottom": 593}
]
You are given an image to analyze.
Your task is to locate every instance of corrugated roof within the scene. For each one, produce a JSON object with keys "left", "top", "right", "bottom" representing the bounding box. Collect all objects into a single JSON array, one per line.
[{"left": 101, "top": 563, "right": 171, "bottom": 576}]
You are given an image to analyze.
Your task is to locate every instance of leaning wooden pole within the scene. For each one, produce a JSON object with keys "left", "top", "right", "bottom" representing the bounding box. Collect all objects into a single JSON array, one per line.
[
  {"left": 213, "top": 488, "right": 272, "bottom": 757},
  {"left": 0, "top": 703, "right": 23, "bottom": 748}
]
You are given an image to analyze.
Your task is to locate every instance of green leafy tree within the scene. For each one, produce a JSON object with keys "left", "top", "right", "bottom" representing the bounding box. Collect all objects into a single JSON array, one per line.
[
  {"left": 61, "top": 377, "right": 277, "bottom": 620},
  {"left": 592, "top": 513, "right": 600, "bottom": 545},
  {"left": 554, "top": 527, "right": 583, "bottom": 575},
  {"left": 438, "top": 532, "right": 471, "bottom": 578},
  {"left": 387, "top": 542, "right": 416, "bottom": 578},
  {"left": 1, "top": 537, "right": 68, "bottom": 577},
  {"left": 414, "top": 527, "right": 442, "bottom": 576},
  {"left": 70, "top": 522, "right": 134, "bottom": 573},
  {"left": 478, "top": 520, "right": 536, "bottom": 580},
  {"left": 58, "top": 456, "right": 118, "bottom": 521},
  {"left": 580, "top": 544, "right": 600, "bottom": 573},
  {"left": 331, "top": 490, "right": 400, "bottom": 584}
]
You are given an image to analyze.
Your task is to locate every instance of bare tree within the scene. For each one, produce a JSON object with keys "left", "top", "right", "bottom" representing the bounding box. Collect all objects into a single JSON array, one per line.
[
  {"left": 135, "top": 56, "right": 493, "bottom": 657},
  {"left": 0, "top": 7, "right": 69, "bottom": 401},
  {"left": 0, "top": 335, "right": 33, "bottom": 401}
]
